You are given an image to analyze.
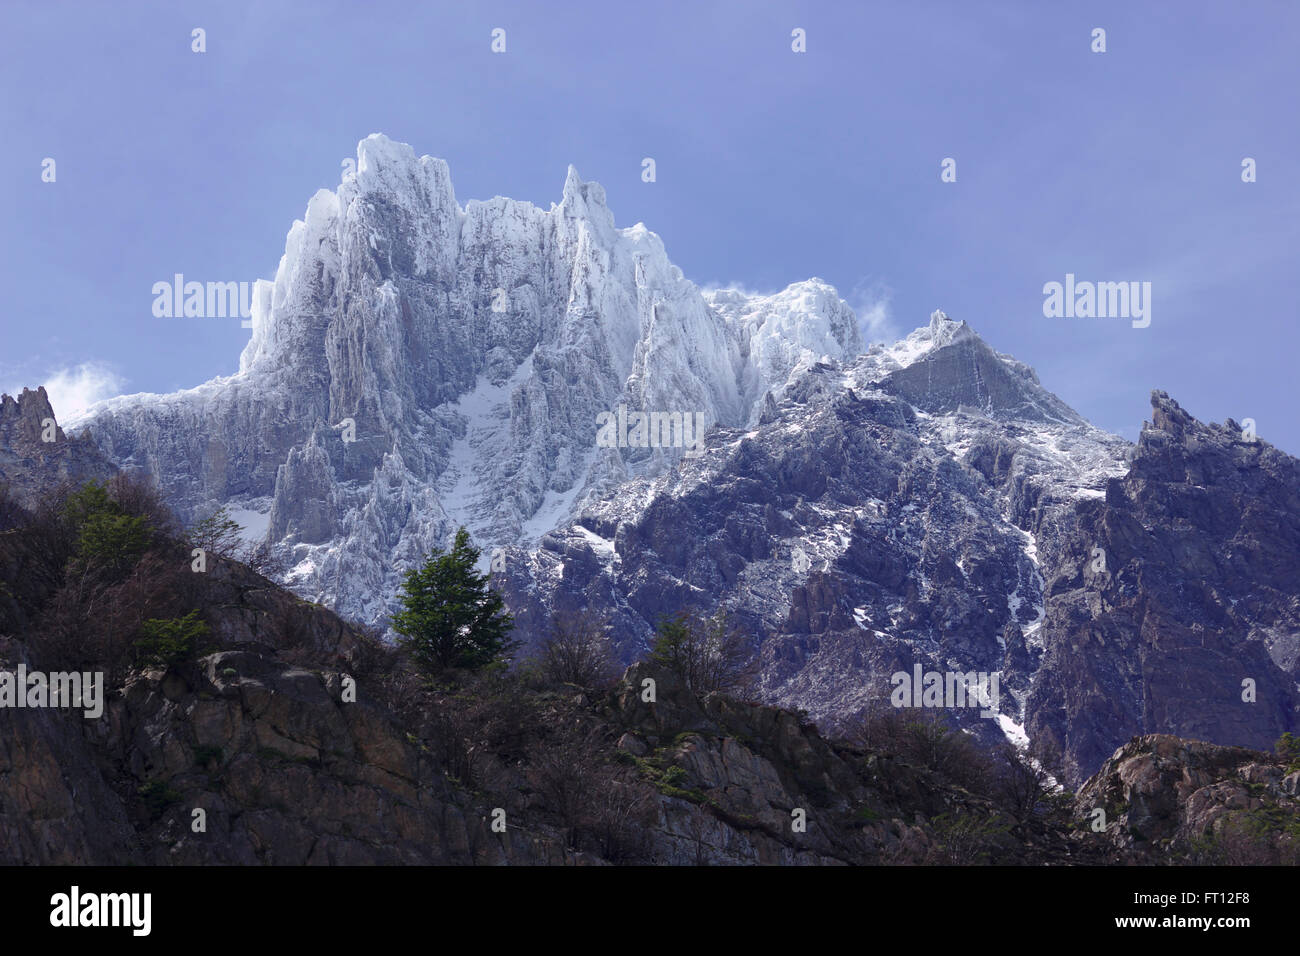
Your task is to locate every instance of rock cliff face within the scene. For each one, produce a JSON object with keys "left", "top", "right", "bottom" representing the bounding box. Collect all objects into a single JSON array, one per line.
[{"left": 55, "top": 136, "right": 1300, "bottom": 790}]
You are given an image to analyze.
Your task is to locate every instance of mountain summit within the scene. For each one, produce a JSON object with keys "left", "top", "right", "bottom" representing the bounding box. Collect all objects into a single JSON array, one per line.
[{"left": 77, "top": 134, "right": 862, "bottom": 627}]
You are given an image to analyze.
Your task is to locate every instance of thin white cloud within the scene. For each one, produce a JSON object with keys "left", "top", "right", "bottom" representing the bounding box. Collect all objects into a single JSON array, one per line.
[
  {"left": 28, "top": 362, "right": 126, "bottom": 424},
  {"left": 848, "top": 278, "right": 898, "bottom": 346},
  {"left": 697, "top": 280, "right": 779, "bottom": 298}
]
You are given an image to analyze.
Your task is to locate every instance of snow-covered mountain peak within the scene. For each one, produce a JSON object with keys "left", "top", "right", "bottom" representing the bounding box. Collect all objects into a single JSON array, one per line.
[
  {"left": 702, "top": 278, "right": 863, "bottom": 418},
  {"left": 559, "top": 164, "right": 609, "bottom": 211},
  {"left": 79, "top": 134, "right": 869, "bottom": 629},
  {"left": 353, "top": 133, "right": 453, "bottom": 197}
]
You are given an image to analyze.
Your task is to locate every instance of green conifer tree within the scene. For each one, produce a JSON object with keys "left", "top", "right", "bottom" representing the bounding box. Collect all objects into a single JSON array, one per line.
[{"left": 392, "top": 527, "right": 516, "bottom": 674}]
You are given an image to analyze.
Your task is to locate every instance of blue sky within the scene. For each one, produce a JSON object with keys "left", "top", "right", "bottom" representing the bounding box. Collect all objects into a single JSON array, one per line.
[{"left": 2, "top": 0, "right": 1297, "bottom": 451}]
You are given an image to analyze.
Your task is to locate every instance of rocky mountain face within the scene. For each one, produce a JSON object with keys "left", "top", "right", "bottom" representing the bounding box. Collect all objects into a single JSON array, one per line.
[
  {"left": 502, "top": 368, "right": 1298, "bottom": 788},
  {"left": 1026, "top": 393, "right": 1300, "bottom": 783},
  {"left": 57, "top": 136, "right": 1299, "bottom": 789},
  {"left": 495, "top": 310, "right": 1137, "bottom": 769}
]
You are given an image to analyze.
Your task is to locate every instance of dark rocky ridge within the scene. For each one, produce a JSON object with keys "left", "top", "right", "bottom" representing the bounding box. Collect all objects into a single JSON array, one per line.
[
  {"left": 882, "top": 322, "right": 1084, "bottom": 424},
  {"left": 2, "top": 555, "right": 1293, "bottom": 865},
  {"left": 1027, "top": 391, "right": 1300, "bottom": 783}
]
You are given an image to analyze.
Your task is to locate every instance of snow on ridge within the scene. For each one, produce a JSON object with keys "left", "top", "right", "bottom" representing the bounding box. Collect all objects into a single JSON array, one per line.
[
  {"left": 437, "top": 352, "right": 537, "bottom": 541},
  {"left": 1015, "top": 527, "right": 1047, "bottom": 646},
  {"left": 573, "top": 524, "right": 617, "bottom": 557},
  {"left": 874, "top": 309, "right": 966, "bottom": 370}
]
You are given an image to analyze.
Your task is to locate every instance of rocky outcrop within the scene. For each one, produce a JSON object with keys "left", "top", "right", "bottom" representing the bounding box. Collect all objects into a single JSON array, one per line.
[
  {"left": 1075, "top": 734, "right": 1300, "bottom": 862},
  {"left": 0, "top": 387, "right": 114, "bottom": 511},
  {"left": 605, "top": 660, "right": 1082, "bottom": 865}
]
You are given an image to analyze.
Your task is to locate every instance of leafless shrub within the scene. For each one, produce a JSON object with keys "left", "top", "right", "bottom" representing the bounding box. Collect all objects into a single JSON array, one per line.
[
  {"left": 417, "top": 673, "right": 544, "bottom": 786},
  {"left": 529, "top": 721, "right": 654, "bottom": 860},
  {"left": 186, "top": 505, "right": 242, "bottom": 559},
  {"left": 238, "top": 537, "right": 286, "bottom": 578},
  {"left": 105, "top": 472, "right": 179, "bottom": 539},
  {"left": 849, "top": 705, "right": 991, "bottom": 794},
  {"left": 38, "top": 547, "right": 195, "bottom": 676},
  {"left": 1185, "top": 810, "right": 1300, "bottom": 865},
  {"left": 648, "top": 609, "right": 756, "bottom": 697},
  {"left": 923, "top": 810, "right": 1013, "bottom": 865},
  {"left": 0, "top": 483, "right": 28, "bottom": 532},
  {"left": 847, "top": 697, "right": 910, "bottom": 751},
  {"left": 538, "top": 609, "right": 617, "bottom": 689},
  {"left": 991, "top": 742, "right": 1054, "bottom": 823}
]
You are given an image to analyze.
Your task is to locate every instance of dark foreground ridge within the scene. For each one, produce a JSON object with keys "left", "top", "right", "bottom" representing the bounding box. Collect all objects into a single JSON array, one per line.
[{"left": 2, "top": 546, "right": 1297, "bottom": 865}]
